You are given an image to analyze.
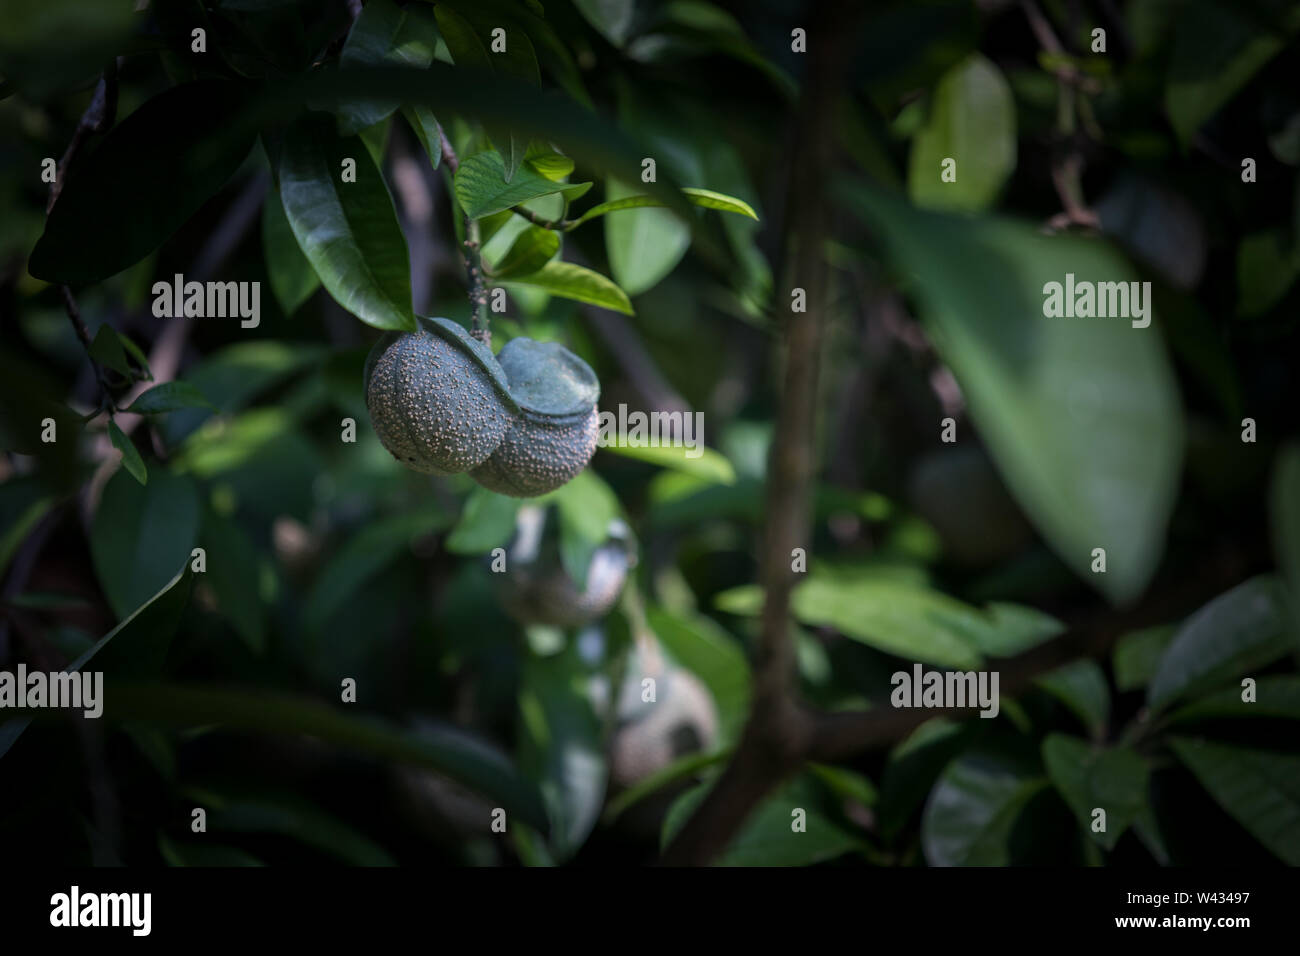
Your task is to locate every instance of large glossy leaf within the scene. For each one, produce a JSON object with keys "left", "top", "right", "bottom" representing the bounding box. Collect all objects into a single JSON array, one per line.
[
  {"left": 1042, "top": 734, "right": 1147, "bottom": 850},
  {"left": 90, "top": 468, "right": 199, "bottom": 620},
  {"left": 921, "top": 751, "right": 1047, "bottom": 866},
  {"left": 261, "top": 186, "right": 320, "bottom": 316},
  {"left": 517, "top": 645, "right": 606, "bottom": 861},
  {"left": 0, "top": 566, "right": 194, "bottom": 760},
  {"left": 605, "top": 178, "right": 692, "bottom": 296},
  {"left": 501, "top": 260, "right": 633, "bottom": 314},
  {"left": 908, "top": 53, "right": 1015, "bottom": 212},
  {"left": 277, "top": 113, "right": 415, "bottom": 332},
  {"left": 455, "top": 149, "right": 591, "bottom": 219},
  {"left": 1168, "top": 676, "right": 1300, "bottom": 723},
  {"left": 337, "top": 0, "right": 440, "bottom": 135},
  {"left": 840, "top": 183, "right": 1184, "bottom": 604},
  {"left": 98, "top": 682, "right": 548, "bottom": 831},
  {"left": 1169, "top": 737, "right": 1300, "bottom": 865},
  {"left": 1147, "top": 575, "right": 1295, "bottom": 711},
  {"left": 29, "top": 81, "right": 256, "bottom": 282}
]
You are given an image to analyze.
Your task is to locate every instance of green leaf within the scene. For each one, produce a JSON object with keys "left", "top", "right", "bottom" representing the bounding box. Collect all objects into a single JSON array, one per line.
[
  {"left": 0, "top": 565, "right": 195, "bottom": 760},
  {"left": 878, "top": 719, "right": 971, "bottom": 841},
  {"left": 716, "top": 574, "right": 1053, "bottom": 670},
  {"left": 525, "top": 145, "right": 575, "bottom": 181},
  {"left": 646, "top": 604, "right": 751, "bottom": 746},
  {"left": 1165, "top": 2, "right": 1300, "bottom": 148},
  {"left": 839, "top": 183, "right": 1184, "bottom": 605},
  {"left": 1034, "top": 659, "right": 1110, "bottom": 738},
  {"left": 572, "top": 187, "right": 759, "bottom": 226},
  {"left": 337, "top": 0, "right": 440, "bottom": 135},
  {"left": 200, "top": 509, "right": 266, "bottom": 654},
  {"left": 445, "top": 487, "right": 521, "bottom": 554},
  {"left": 91, "top": 469, "right": 199, "bottom": 620},
  {"left": 278, "top": 112, "right": 416, "bottom": 332},
  {"left": 1147, "top": 575, "right": 1295, "bottom": 711},
  {"left": 907, "top": 53, "right": 1015, "bottom": 212},
  {"left": 1167, "top": 676, "right": 1300, "bottom": 724},
  {"left": 1042, "top": 734, "right": 1148, "bottom": 850},
  {"left": 89, "top": 325, "right": 131, "bottom": 377},
  {"left": 921, "top": 752, "right": 1047, "bottom": 866},
  {"left": 1236, "top": 230, "right": 1300, "bottom": 318},
  {"left": 305, "top": 506, "right": 449, "bottom": 634},
  {"left": 401, "top": 104, "right": 442, "bottom": 169},
  {"left": 599, "top": 441, "right": 737, "bottom": 485},
  {"left": 209, "top": 798, "right": 393, "bottom": 866},
  {"left": 1169, "top": 737, "right": 1300, "bottom": 865},
  {"left": 605, "top": 178, "right": 692, "bottom": 297},
  {"left": 573, "top": 0, "right": 636, "bottom": 47},
  {"left": 455, "top": 149, "right": 591, "bottom": 219},
  {"left": 125, "top": 381, "right": 216, "bottom": 415},
  {"left": 517, "top": 644, "right": 606, "bottom": 861},
  {"left": 490, "top": 225, "right": 560, "bottom": 278},
  {"left": 807, "top": 763, "right": 879, "bottom": 808},
  {"left": 662, "top": 776, "right": 863, "bottom": 866},
  {"left": 601, "top": 748, "right": 730, "bottom": 824},
  {"left": 1271, "top": 443, "right": 1300, "bottom": 632},
  {"left": 107, "top": 420, "right": 147, "bottom": 486},
  {"left": 1112, "top": 625, "right": 1177, "bottom": 692},
  {"left": 502, "top": 260, "right": 633, "bottom": 314},
  {"left": 95, "top": 682, "right": 548, "bottom": 831},
  {"left": 29, "top": 81, "right": 256, "bottom": 283},
  {"left": 261, "top": 187, "right": 320, "bottom": 317}
]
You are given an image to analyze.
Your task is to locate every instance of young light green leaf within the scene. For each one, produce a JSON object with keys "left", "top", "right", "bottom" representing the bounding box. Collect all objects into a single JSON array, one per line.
[
  {"left": 261, "top": 187, "right": 321, "bottom": 316},
  {"left": 605, "top": 178, "right": 691, "bottom": 296},
  {"left": 500, "top": 260, "right": 633, "bottom": 314},
  {"left": 125, "top": 381, "right": 216, "bottom": 415},
  {"left": 599, "top": 441, "right": 737, "bottom": 485},
  {"left": 445, "top": 487, "right": 521, "bottom": 554},
  {"left": 908, "top": 53, "right": 1015, "bottom": 212},
  {"left": 490, "top": 225, "right": 560, "bottom": 278},
  {"left": 278, "top": 113, "right": 416, "bottom": 332},
  {"left": 455, "top": 149, "right": 592, "bottom": 219},
  {"left": 1147, "top": 575, "right": 1295, "bottom": 711},
  {"left": 108, "top": 420, "right": 147, "bottom": 486},
  {"left": 1042, "top": 734, "right": 1148, "bottom": 850},
  {"left": 572, "top": 187, "right": 759, "bottom": 226}
]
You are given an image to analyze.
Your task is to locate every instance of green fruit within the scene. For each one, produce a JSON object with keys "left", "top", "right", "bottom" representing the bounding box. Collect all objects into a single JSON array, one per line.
[
  {"left": 610, "top": 649, "right": 718, "bottom": 789},
  {"left": 497, "top": 507, "right": 634, "bottom": 628},
  {"left": 471, "top": 338, "right": 600, "bottom": 498},
  {"left": 364, "top": 317, "right": 516, "bottom": 475}
]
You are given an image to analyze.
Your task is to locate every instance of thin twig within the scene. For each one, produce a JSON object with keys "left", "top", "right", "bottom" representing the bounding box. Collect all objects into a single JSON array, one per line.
[{"left": 438, "top": 127, "right": 490, "bottom": 342}]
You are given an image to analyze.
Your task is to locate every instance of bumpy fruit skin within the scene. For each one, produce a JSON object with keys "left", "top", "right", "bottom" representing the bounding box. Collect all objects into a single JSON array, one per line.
[
  {"left": 610, "top": 664, "right": 719, "bottom": 789},
  {"left": 471, "top": 338, "right": 600, "bottom": 497},
  {"left": 364, "top": 318, "right": 513, "bottom": 475}
]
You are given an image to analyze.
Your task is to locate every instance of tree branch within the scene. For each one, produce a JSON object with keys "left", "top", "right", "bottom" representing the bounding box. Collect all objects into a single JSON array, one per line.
[
  {"left": 660, "top": 0, "right": 857, "bottom": 866},
  {"left": 438, "top": 127, "right": 490, "bottom": 343}
]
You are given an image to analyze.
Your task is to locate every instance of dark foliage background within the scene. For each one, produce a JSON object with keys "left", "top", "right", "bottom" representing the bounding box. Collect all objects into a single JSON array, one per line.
[{"left": 1, "top": 0, "right": 1299, "bottom": 867}]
